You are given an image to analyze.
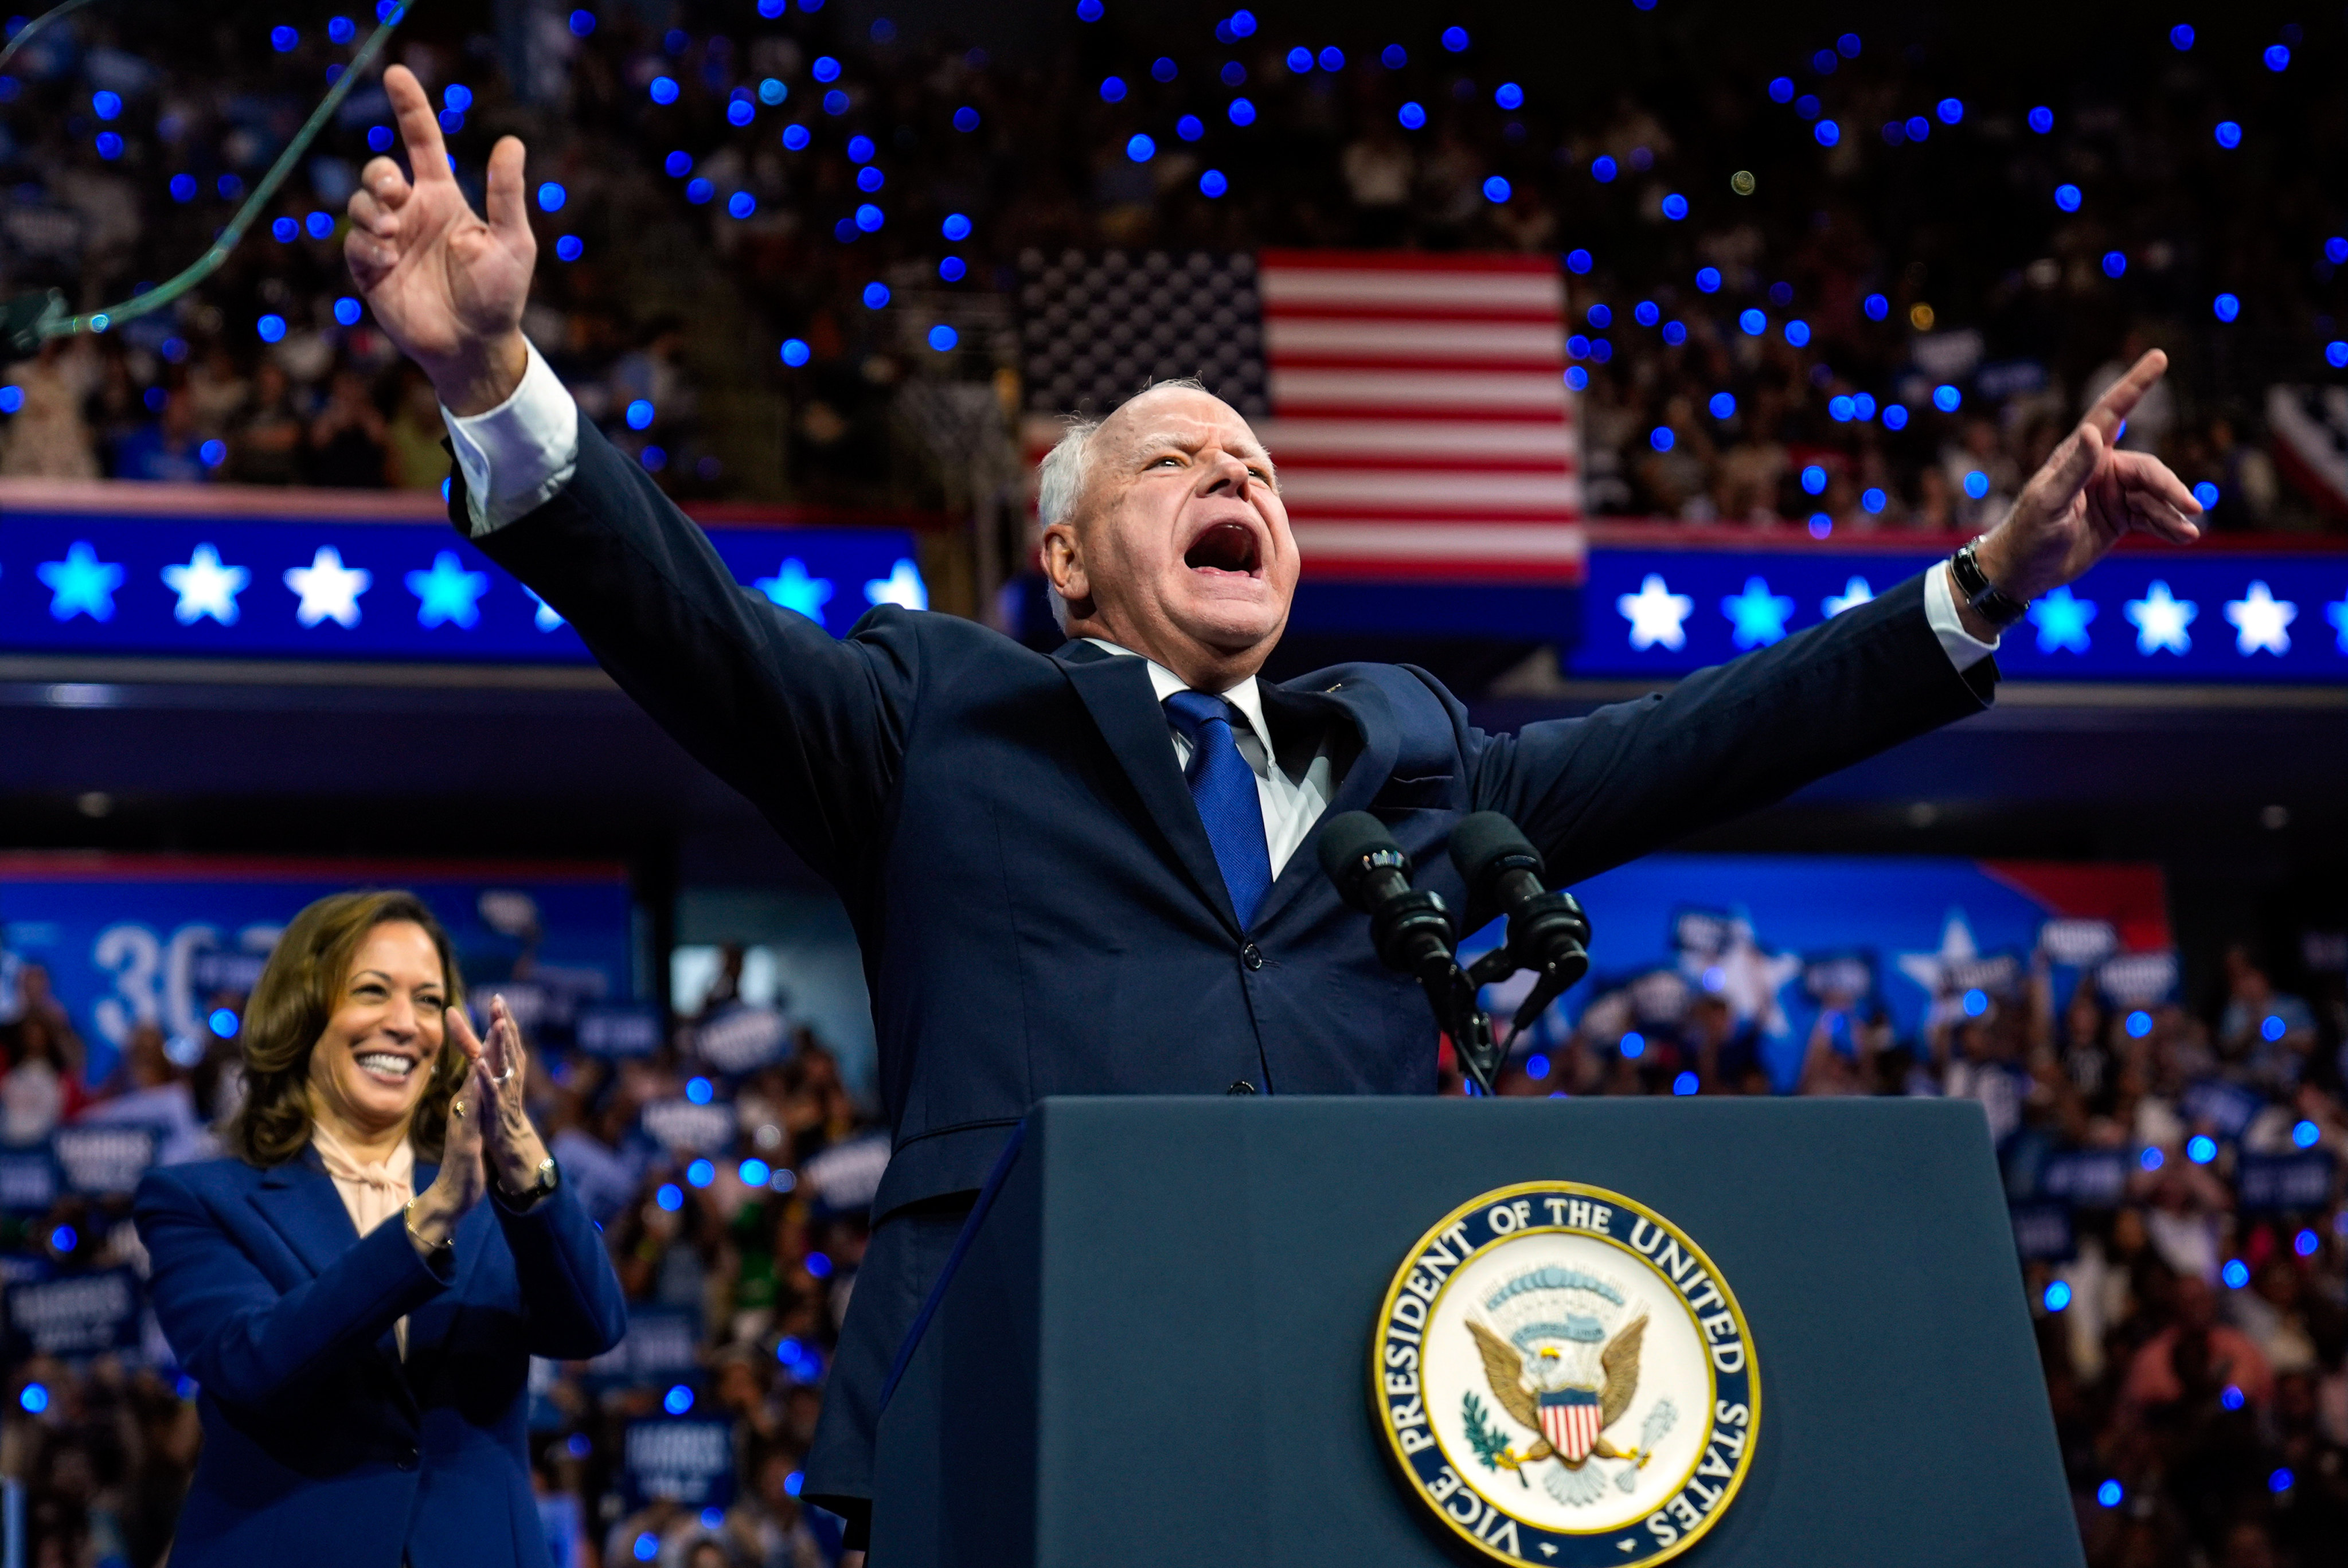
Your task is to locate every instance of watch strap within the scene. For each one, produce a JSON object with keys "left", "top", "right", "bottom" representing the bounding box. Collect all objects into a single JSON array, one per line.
[
  {"left": 497, "top": 1155, "right": 558, "bottom": 1209},
  {"left": 1949, "top": 538, "right": 2030, "bottom": 628}
]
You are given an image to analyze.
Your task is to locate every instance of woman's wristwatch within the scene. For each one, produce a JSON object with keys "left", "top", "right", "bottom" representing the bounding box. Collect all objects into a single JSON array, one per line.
[{"left": 495, "top": 1155, "right": 559, "bottom": 1209}]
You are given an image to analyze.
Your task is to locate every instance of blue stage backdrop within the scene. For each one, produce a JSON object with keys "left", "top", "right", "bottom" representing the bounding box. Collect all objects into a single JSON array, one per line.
[
  {"left": 0, "top": 855, "right": 636, "bottom": 1085},
  {"left": 1580, "top": 540, "right": 2348, "bottom": 682},
  {"left": 0, "top": 487, "right": 925, "bottom": 663},
  {"left": 1475, "top": 854, "right": 2173, "bottom": 1091}
]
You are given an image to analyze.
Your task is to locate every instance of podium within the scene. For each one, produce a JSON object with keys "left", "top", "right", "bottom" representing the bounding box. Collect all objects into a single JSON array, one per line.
[{"left": 871, "top": 1097, "right": 2081, "bottom": 1567}]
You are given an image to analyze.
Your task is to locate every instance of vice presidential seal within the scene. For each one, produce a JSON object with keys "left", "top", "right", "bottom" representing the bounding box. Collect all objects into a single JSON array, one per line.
[{"left": 1372, "top": 1183, "right": 1758, "bottom": 1565}]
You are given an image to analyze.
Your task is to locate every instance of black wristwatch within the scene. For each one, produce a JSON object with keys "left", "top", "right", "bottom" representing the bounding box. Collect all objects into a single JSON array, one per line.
[
  {"left": 495, "top": 1155, "right": 559, "bottom": 1210},
  {"left": 1948, "top": 538, "right": 2031, "bottom": 628}
]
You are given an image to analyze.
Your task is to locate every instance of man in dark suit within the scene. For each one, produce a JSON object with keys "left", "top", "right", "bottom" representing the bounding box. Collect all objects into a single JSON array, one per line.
[{"left": 343, "top": 67, "right": 2202, "bottom": 1544}]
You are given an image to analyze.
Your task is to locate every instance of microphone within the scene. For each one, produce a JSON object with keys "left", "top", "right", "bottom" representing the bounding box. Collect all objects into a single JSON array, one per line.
[
  {"left": 1316, "top": 812, "right": 1454, "bottom": 977},
  {"left": 1319, "top": 812, "right": 1503, "bottom": 1094},
  {"left": 1447, "top": 812, "right": 1592, "bottom": 1033}
]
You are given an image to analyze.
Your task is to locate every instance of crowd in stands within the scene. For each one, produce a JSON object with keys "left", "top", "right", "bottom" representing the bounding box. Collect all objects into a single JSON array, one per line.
[
  {"left": 1, "top": 5, "right": 2342, "bottom": 531},
  {"left": 1487, "top": 939, "right": 2348, "bottom": 1568},
  {"left": 2, "top": 915, "right": 2343, "bottom": 1565}
]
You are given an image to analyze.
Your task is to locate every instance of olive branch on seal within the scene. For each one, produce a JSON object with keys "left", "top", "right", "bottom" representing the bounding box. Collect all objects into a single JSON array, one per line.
[{"left": 1462, "top": 1391, "right": 1529, "bottom": 1483}]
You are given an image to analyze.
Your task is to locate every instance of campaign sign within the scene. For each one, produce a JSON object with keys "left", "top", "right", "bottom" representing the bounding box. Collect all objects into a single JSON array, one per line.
[
  {"left": 6, "top": 1267, "right": 142, "bottom": 1358},
  {"left": 695, "top": 1006, "right": 790, "bottom": 1073},
  {"left": 641, "top": 1100, "right": 735, "bottom": 1155},
  {"left": 577, "top": 1003, "right": 663, "bottom": 1058},
  {"left": 2039, "top": 1149, "right": 2130, "bottom": 1209},
  {"left": 51, "top": 1126, "right": 155, "bottom": 1196},
  {"left": 0, "top": 854, "right": 634, "bottom": 1084},
  {"left": 2180, "top": 1080, "right": 2266, "bottom": 1140},
  {"left": 0, "top": 1148, "right": 59, "bottom": 1212},
  {"left": 1515, "top": 855, "right": 2170, "bottom": 1092},
  {"left": 623, "top": 1419, "right": 734, "bottom": 1509},
  {"left": 2237, "top": 1153, "right": 2335, "bottom": 1213},
  {"left": 800, "top": 1132, "right": 890, "bottom": 1216},
  {"left": 585, "top": 1307, "right": 702, "bottom": 1387},
  {"left": 2010, "top": 1202, "right": 2076, "bottom": 1262}
]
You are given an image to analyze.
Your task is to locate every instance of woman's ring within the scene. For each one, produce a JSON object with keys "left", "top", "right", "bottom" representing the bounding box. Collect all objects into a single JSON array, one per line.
[
  {"left": 452, "top": 1098, "right": 467, "bottom": 1119},
  {"left": 493, "top": 1066, "right": 517, "bottom": 1084}
]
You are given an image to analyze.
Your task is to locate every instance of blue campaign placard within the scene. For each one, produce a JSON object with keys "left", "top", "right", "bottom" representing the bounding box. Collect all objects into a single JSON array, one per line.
[
  {"left": 1580, "top": 545, "right": 2348, "bottom": 683},
  {"left": 5, "top": 1266, "right": 143, "bottom": 1359},
  {"left": 622, "top": 1419, "right": 734, "bottom": 1508},
  {"left": 0, "top": 855, "right": 634, "bottom": 1085},
  {"left": 0, "top": 502, "right": 922, "bottom": 664}
]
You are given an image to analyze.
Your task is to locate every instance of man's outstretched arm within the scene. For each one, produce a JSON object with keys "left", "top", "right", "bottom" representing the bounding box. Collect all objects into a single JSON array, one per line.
[
  {"left": 1471, "top": 349, "right": 2204, "bottom": 883},
  {"left": 344, "top": 65, "right": 914, "bottom": 886}
]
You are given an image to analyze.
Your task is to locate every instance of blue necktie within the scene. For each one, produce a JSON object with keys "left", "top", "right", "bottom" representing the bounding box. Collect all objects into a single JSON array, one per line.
[{"left": 1162, "top": 689, "right": 1273, "bottom": 929}]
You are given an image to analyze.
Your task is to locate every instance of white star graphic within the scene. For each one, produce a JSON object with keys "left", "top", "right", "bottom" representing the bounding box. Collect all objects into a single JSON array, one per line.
[
  {"left": 1685, "top": 917, "right": 1802, "bottom": 1037},
  {"left": 756, "top": 558, "right": 837, "bottom": 625},
  {"left": 2223, "top": 580, "right": 2296, "bottom": 656},
  {"left": 2124, "top": 580, "right": 2196, "bottom": 655},
  {"left": 1897, "top": 913, "right": 1979, "bottom": 999},
  {"left": 525, "top": 588, "right": 566, "bottom": 632},
  {"left": 2327, "top": 591, "right": 2348, "bottom": 654},
  {"left": 1616, "top": 573, "right": 1693, "bottom": 651},
  {"left": 284, "top": 546, "right": 372, "bottom": 629},
  {"left": 864, "top": 558, "right": 928, "bottom": 611},
  {"left": 1822, "top": 576, "right": 1875, "bottom": 617},
  {"left": 161, "top": 543, "right": 250, "bottom": 626}
]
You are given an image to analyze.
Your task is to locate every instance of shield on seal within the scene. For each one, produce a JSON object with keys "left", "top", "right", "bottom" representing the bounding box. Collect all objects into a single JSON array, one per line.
[{"left": 1538, "top": 1387, "right": 1603, "bottom": 1463}]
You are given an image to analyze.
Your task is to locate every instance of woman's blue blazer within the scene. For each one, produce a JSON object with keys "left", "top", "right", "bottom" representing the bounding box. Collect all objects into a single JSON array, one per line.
[{"left": 134, "top": 1149, "right": 628, "bottom": 1567}]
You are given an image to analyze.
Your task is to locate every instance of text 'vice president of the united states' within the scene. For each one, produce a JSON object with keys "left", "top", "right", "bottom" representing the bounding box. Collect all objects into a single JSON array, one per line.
[{"left": 341, "top": 63, "right": 2205, "bottom": 1547}]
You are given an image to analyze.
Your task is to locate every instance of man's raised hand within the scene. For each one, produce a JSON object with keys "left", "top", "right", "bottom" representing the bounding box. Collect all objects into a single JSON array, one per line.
[
  {"left": 345, "top": 64, "right": 535, "bottom": 415},
  {"left": 1977, "top": 348, "right": 2203, "bottom": 607}
]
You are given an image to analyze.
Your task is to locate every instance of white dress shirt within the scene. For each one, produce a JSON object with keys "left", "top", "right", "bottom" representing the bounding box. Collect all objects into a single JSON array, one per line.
[
  {"left": 1081, "top": 639, "right": 1333, "bottom": 877},
  {"left": 440, "top": 346, "right": 1999, "bottom": 874}
]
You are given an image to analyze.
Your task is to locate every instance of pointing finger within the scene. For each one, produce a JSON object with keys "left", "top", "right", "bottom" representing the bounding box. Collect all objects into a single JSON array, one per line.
[
  {"left": 382, "top": 64, "right": 454, "bottom": 185},
  {"left": 2081, "top": 347, "right": 2168, "bottom": 441}
]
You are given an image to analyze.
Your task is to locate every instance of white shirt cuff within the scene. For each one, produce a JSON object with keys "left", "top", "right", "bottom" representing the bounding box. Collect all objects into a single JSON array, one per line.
[
  {"left": 441, "top": 338, "right": 580, "bottom": 536},
  {"left": 1924, "top": 558, "right": 1999, "bottom": 672}
]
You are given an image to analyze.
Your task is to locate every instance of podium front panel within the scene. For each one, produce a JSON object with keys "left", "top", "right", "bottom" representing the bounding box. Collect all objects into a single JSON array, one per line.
[{"left": 874, "top": 1097, "right": 2079, "bottom": 1568}]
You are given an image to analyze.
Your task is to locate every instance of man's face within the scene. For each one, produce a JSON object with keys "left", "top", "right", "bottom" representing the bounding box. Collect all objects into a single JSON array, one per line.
[{"left": 1045, "top": 386, "right": 1299, "bottom": 674}]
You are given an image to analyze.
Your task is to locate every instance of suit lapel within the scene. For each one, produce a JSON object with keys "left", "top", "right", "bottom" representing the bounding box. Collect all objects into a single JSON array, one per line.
[
  {"left": 1247, "top": 677, "right": 1400, "bottom": 931},
  {"left": 251, "top": 1153, "right": 358, "bottom": 1277},
  {"left": 1055, "top": 645, "right": 1241, "bottom": 936}
]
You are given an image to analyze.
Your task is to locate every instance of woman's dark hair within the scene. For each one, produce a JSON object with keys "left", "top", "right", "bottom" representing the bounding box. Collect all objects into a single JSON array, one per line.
[{"left": 222, "top": 890, "right": 467, "bottom": 1167}]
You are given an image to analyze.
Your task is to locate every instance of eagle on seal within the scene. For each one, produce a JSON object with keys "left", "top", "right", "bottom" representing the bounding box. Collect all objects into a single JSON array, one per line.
[{"left": 1467, "top": 1311, "right": 1647, "bottom": 1468}]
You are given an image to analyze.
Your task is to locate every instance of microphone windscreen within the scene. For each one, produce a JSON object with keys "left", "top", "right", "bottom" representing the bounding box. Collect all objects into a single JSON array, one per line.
[
  {"left": 1446, "top": 811, "right": 1544, "bottom": 894},
  {"left": 1316, "top": 810, "right": 1402, "bottom": 900}
]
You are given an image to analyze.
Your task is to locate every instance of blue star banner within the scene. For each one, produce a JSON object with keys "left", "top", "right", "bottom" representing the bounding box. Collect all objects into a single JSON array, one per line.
[
  {"left": 1477, "top": 854, "right": 2171, "bottom": 1094},
  {"left": 1581, "top": 544, "right": 2348, "bottom": 682},
  {"left": 0, "top": 500, "right": 925, "bottom": 663}
]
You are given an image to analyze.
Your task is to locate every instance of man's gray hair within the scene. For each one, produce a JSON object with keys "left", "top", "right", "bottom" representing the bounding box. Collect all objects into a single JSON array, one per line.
[{"left": 1036, "top": 378, "right": 1209, "bottom": 632}]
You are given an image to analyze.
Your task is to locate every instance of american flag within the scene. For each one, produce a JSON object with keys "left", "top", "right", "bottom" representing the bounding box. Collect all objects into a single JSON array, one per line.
[{"left": 1018, "top": 249, "right": 1582, "bottom": 583}]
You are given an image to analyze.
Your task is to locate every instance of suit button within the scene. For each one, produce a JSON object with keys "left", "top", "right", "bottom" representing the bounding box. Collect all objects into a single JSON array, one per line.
[
  {"left": 397, "top": 1446, "right": 419, "bottom": 1471},
  {"left": 1226, "top": 1080, "right": 1257, "bottom": 1096},
  {"left": 1241, "top": 943, "right": 1264, "bottom": 970}
]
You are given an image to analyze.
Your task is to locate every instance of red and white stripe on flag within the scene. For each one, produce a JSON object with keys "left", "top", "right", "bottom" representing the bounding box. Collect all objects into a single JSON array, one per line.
[
  {"left": 1540, "top": 1397, "right": 1604, "bottom": 1464},
  {"left": 1257, "top": 249, "right": 1583, "bottom": 584}
]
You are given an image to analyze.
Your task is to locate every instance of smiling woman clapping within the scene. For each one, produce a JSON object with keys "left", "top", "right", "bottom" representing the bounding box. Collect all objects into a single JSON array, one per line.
[{"left": 134, "top": 890, "right": 627, "bottom": 1568}]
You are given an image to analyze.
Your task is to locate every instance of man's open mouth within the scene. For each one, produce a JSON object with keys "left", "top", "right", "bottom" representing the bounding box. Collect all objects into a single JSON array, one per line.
[
  {"left": 1184, "top": 521, "right": 1261, "bottom": 576},
  {"left": 355, "top": 1051, "right": 419, "bottom": 1083}
]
